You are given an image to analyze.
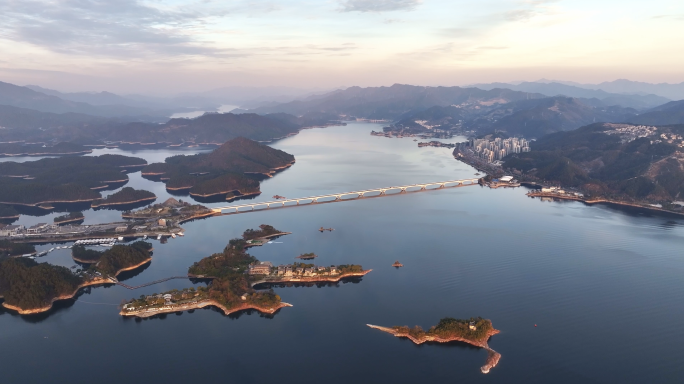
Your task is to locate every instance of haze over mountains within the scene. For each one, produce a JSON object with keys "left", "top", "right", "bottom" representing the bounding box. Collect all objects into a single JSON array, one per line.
[{"left": 1, "top": 79, "right": 684, "bottom": 144}]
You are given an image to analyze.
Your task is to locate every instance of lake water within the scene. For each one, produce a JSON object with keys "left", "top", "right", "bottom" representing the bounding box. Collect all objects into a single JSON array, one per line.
[{"left": 2, "top": 123, "right": 684, "bottom": 383}]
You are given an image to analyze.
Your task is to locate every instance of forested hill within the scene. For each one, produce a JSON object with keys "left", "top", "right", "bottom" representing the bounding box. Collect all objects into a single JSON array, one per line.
[
  {"left": 0, "top": 110, "right": 340, "bottom": 145},
  {"left": 392, "top": 97, "right": 638, "bottom": 138},
  {"left": 627, "top": 100, "right": 684, "bottom": 126},
  {"left": 503, "top": 123, "right": 684, "bottom": 203},
  {"left": 142, "top": 137, "right": 294, "bottom": 199}
]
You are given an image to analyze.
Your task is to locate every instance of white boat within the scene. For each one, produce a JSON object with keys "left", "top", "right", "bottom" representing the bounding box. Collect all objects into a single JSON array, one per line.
[
  {"left": 177, "top": 233, "right": 184, "bottom": 237},
  {"left": 49, "top": 248, "right": 55, "bottom": 252},
  {"left": 118, "top": 237, "right": 124, "bottom": 241},
  {"left": 157, "top": 235, "right": 162, "bottom": 240},
  {"left": 171, "top": 233, "right": 176, "bottom": 239},
  {"left": 143, "top": 235, "right": 148, "bottom": 240}
]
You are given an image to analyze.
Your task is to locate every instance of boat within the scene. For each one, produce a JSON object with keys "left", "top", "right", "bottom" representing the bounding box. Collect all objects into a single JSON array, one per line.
[
  {"left": 49, "top": 248, "right": 54, "bottom": 252},
  {"left": 143, "top": 235, "right": 148, "bottom": 240},
  {"left": 118, "top": 236, "right": 124, "bottom": 241},
  {"left": 157, "top": 235, "right": 162, "bottom": 240},
  {"left": 171, "top": 233, "right": 176, "bottom": 239},
  {"left": 177, "top": 232, "right": 184, "bottom": 237},
  {"left": 392, "top": 261, "right": 404, "bottom": 268}
]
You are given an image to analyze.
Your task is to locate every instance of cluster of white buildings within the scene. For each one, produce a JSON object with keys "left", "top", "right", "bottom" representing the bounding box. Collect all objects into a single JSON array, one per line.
[
  {"left": 603, "top": 124, "right": 657, "bottom": 143},
  {"left": 469, "top": 137, "right": 530, "bottom": 163},
  {"left": 249, "top": 261, "right": 340, "bottom": 277}
]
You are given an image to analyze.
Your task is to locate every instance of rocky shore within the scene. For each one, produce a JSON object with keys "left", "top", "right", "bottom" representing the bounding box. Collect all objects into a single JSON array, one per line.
[
  {"left": 366, "top": 324, "right": 501, "bottom": 374},
  {"left": 120, "top": 299, "right": 293, "bottom": 318},
  {"left": 254, "top": 270, "right": 372, "bottom": 286}
]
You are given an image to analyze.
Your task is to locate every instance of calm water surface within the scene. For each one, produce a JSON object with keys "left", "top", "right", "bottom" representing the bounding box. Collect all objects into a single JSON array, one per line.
[{"left": 1, "top": 123, "right": 684, "bottom": 383}]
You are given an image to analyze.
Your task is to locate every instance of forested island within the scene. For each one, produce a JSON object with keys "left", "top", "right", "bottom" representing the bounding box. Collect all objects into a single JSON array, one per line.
[
  {"left": 368, "top": 317, "right": 501, "bottom": 374},
  {"left": 503, "top": 123, "right": 684, "bottom": 211},
  {"left": 122, "top": 225, "right": 368, "bottom": 318},
  {"left": 91, "top": 187, "right": 156, "bottom": 208},
  {"left": 0, "top": 241, "right": 153, "bottom": 314},
  {"left": 0, "top": 154, "right": 147, "bottom": 207},
  {"left": 0, "top": 142, "right": 92, "bottom": 157},
  {"left": 123, "top": 227, "right": 289, "bottom": 318},
  {"left": 72, "top": 241, "right": 153, "bottom": 275},
  {"left": 122, "top": 198, "right": 216, "bottom": 223},
  {"left": 141, "top": 137, "right": 295, "bottom": 201}
]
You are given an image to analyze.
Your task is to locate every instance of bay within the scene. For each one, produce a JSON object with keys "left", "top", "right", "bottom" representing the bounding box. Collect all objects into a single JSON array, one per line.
[{"left": 1, "top": 123, "right": 684, "bottom": 383}]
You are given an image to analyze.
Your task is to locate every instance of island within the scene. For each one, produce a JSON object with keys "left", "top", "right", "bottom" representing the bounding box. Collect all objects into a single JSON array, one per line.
[
  {"left": 71, "top": 241, "right": 153, "bottom": 276},
  {"left": 367, "top": 317, "right": 501, "bottom": 374},
  {"left": 0, "top": 241, "right": 153, "bottom": 314},
  {"left": 0, "top": 154, "right": 147, "bottom": 208},
  {"left": 121, "top": 197, "right": 217, "bottom": 224},
  {"left": 121, "top": 225, "right": 369, "bottom": 318},
  {"left": 141, "top": 137, "right": 295, "bottom": 201},
  {"left": 296, "top": 252, "right": 317, "bottom": 260},
  {"left": 91, "top": 187, "right": 157, "bottom": 208},
  {"left": 53, "top": 211, "right": 84, "bottom": 225}
]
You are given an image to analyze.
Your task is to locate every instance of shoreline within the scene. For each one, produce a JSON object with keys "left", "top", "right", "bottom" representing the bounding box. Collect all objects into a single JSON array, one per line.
[
  {"left": 120, "top": 299, "right": 293, "bottom": 318},
  {"left": 0, "top": 198, "right": 97, "bottom": 207},
  {"left": 367, "top": 324, "right": 501, "bottom": 374},
  {"left": 91, "top": 196, "right": 157, "bottom": 208},
  {"left": 243, "top": 232, "right": 292, "bottom": 248},
  {"left": 54, "top": 217, "right": 85, "bottom": 225},
  {"left": 0, "top": 150, "right": 93, "bottom": 158},
  {"left": 527, "top": 192, "right": 684, "bottom": 217},
  {"left": 253, "top": 269, "right": 372, "bottom": 286},
  {"left": 2, "top": 257, "right": 153, "bottom": 315}
]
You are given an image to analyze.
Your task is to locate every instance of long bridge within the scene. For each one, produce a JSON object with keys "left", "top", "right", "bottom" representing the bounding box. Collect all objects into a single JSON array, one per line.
[
  {"left": 212, "top": 178, "right": 480, "bottom": 214},
  {"left": 109, "top": 276, "right": 191, "bottom": 290}
]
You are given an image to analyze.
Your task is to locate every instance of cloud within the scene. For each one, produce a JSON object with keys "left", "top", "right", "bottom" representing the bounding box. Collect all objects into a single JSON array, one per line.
[
  {"left": 339, "top": 0, "right": 422, "bottom": 13},
  {"left": 0, "top": 0, "right": 247, "bottom": 58}
]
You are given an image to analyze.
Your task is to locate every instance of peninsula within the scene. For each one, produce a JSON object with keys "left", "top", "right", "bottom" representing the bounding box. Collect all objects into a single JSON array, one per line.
[
  {"left": 367, "top": 317, "right": 501, "bottom": 374},
  {"left": 53, "top": 211, "right": 84, "bottom": 225}
]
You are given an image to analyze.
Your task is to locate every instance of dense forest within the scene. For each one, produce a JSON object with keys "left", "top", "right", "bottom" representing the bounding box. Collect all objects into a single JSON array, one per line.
[
  {"left": 393, "top": 317, "right": 494, "bottom": 342},
  {"left": 504, "top": 123, "right": 684, "bottom": 202},
  {"left": 0, "top": 257, "right": 82, "bottom": 310},
  {"left": 0, "top": 205, "right": 19, "bottom": 218},
  {"left": 71, "top": 244, "right": 104, "bottom": 262},
  {"left": 143, "top": 137, "right": 294, "bottom": 199},
  {"left": 0, "top": 154, "right": 147, "bottom": 205},
  {"left": 0, "top": 240, "right": 35, "bottom": 257},
  {"left": 91, "top": 187, "right": 156, "bottom": 207},
  {"left": 82, "top": 241, "right": 153, "bottom": 276}
]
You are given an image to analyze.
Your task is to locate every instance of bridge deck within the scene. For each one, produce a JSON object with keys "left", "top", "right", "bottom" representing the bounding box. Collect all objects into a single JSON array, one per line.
[{"left": 214, "top": 178, "right": 479, "bottom": 214}]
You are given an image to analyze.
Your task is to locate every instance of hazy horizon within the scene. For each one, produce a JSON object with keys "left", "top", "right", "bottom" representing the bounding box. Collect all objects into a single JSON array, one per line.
[{"left": 1, "top": 0, "right": 683, "bottom": 94}]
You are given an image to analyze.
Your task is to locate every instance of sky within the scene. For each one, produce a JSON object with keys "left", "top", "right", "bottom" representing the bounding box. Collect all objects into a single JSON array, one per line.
[{"left": 0, "top": 0, "right": 683, "bottom": 94}]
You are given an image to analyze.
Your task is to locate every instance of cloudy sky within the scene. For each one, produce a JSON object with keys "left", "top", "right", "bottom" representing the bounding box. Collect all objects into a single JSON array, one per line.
[{"left": 0, "top": 0, "right": 682, "bottom": 93}]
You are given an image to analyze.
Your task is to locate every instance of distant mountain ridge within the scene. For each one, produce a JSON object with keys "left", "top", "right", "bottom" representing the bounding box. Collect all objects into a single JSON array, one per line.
[
  {"left": 468, "top": 81, "right": 670, "bottom": 110},
  {"left": 0, "top": 81, "right": 168, "bottom": 120},
  {"left": 246, "top": 83, "right": 548, "bottom": 120}
]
